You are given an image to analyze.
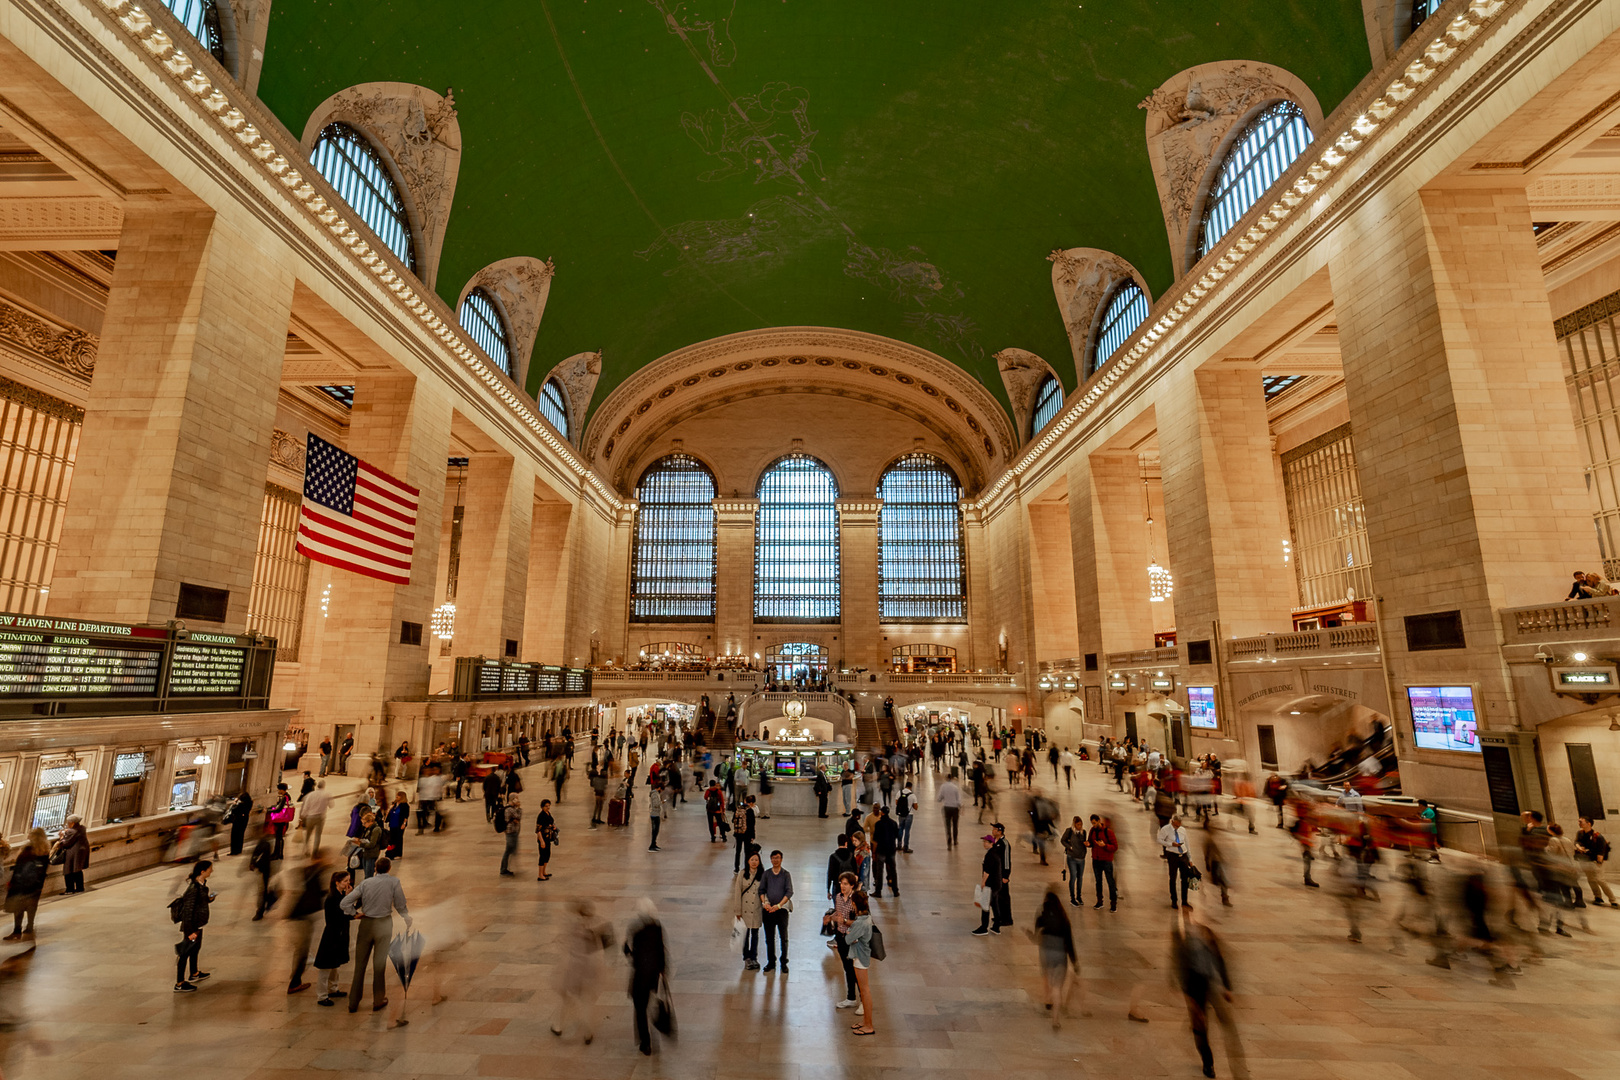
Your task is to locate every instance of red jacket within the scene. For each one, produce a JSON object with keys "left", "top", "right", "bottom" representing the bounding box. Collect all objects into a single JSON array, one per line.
[{"left": 1087, "top": 824, "right": 1118, "bottom": 862}]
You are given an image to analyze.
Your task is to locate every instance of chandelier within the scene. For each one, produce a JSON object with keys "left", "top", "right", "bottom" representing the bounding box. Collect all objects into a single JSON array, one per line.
[
  {"left": 432, "top": 601, "right": 457, "bottom": 641},
  {"left": 1142, "top": 473, "right": 1172, "bottom": 602}
]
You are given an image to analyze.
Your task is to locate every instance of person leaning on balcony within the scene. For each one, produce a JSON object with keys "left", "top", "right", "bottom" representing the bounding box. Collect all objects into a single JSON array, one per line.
[
  {"left": 1569, "top": 570, "right": 1597, "bottom": 599},
  {"left": 1585, "top": 570, "right": 1615, "bottom": 597}
]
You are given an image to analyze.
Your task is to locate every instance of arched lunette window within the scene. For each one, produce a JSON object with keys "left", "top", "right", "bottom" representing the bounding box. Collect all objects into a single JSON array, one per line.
[
  {"left": 538, "top": 379, "right": 570, "bottom": 440},
  {"left": 159, "top": 0, "right": 228, "bottom": 68},
  {"left": 878, "top": 453, "right": 965, "bottom": 621},
  {"left": 459, "top": 288, "right": 513, "bottom": 377},
  {"left": 1196, "top": 101, "right": 1313, "bottom": 259},
  {"left": 755, "top": 454, "right": 840, "bottom": 621},
  {"left": 310, "top": 122, "right": 418, "bottom": 271},
  {"left": 631, "top": 455, "right": 717, "bottom": 621},
  {"left": 1031, "top": 375, "right": 1063, "bottom": 437},
  {"left": 1093, "top": 281, "right": 1149, "bottom": 376}
]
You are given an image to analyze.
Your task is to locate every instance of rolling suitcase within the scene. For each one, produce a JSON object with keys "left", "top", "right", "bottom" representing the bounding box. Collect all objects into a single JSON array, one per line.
[{"left": 607, "top": 798, "right": 627, "bottom": 827}]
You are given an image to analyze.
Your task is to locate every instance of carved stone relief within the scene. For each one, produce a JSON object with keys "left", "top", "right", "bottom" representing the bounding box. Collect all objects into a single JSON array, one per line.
[
  {"left": 269, "top": 427, "right": 306, "bottom": 473},
  {"left": 458, "top": 256, "right": 555, "bottom": 389},
  {"left": 548, "top": 350, "right": 601, "bottom": 447},
  {"left": 1046, "top": 247, "right": 1149, "bottom": 383},
  {"left": 222, "top": 0, "right": 274, "bottom": 94},
  {"left": 0, "top": 197, "right": 123, "bottom": 249},
  {"left": 0, "top": 296, "right": 97, "bottom": 379},
  {"left": 994, "top": 348, "right": 1057, "bottom": 445},
  {"left": 1139, "top": 61, "right": 1323, "bottom": 277},
  {"left": 302, "top": 83, "right": 462, "bottom": 289}
]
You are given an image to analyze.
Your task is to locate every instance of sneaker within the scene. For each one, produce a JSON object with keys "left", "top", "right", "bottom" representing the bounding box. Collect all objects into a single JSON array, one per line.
[
  {"left": 991, "top": 926, "right": 1002, "bottom": 934},
  {"left": 190, "top": 972, "right": 211, "bottom": 982},
  {"left": 856, "top": 1002, "right": 864, "bottom": 1016},
  {"left": 836, "top": 998, "right": 858, "bottom": 1009},
  {"left": 971, "top": 927, "right": 990, "bottom": 936},
  {"left": 174, "top": 982, "right": 197, "bottom": 993}
]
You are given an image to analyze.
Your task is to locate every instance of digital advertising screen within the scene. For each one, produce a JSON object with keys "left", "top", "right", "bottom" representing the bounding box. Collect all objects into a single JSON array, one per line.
[
  {"left": 773, "top": 754, "right": 798, "bottom": 777},
  {"left": 1407, "top": 685, "right": 1480, "bottom": 752},
  {"left": 1188, "top": 685, "right": 1218, "bottom": 729}
]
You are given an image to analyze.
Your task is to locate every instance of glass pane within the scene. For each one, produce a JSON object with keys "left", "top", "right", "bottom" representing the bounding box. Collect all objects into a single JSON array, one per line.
[
  {"left": 459, "top": 289, "right": 513, "bottom": 376},
  {"left": 539, "top": 380, "right": 570, "bottom": 439},
  {"left": 632, "top": 455, "right": 717, "bottom": 620},
  {"left": 755, "top": 455, "right": 840, "bottom": 620},
  {"left": 309, "top": 123, "right": 417, "bottom": 270},
  {"left": 1031, "top": 376, "right": 1063, "bottom": 436},
  {"left": 1198, "top": 101, "right": 1313, "bottom": 258},
  {"left": 878, "top": 454, "right": 965, "bottom": 621},
  {"left": 1093, "top": 282, "right": 1149, "bottom": 374}
]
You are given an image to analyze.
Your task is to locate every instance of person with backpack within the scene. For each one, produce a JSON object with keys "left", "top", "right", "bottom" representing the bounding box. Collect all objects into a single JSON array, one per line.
[
  {"left": 1088, "top": 814, "right": 1119, "bottom": 911},
  {"left": 896, "top": 786, "right": 915, "bottom": 853},
  {"left": 826, "top": 834, "right": 855, "bottom": 897},
  {"left": 704, "top": 780, "right": 727, "bottom": 842},
  {"left": 732, "top": 795, "right": 757, "bottom": 872},
  {"left": 536, "top": 798, "right": 558, "bottom": 881},
  {"left": 4, "top": 828, "right": 50, "bottom": 940},
  {"left": 171, "top": 860, "right": 213, "bottom": 992},
  {"left": 498, "top": 793, "right": 522, "bottom": 876},
  {"left": 1060, "top": 816, "right": 1089, "bottom": 907}
]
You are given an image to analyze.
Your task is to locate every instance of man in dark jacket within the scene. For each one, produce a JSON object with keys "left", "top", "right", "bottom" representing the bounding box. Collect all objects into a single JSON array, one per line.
[
  {"left": 226, "top": 791, "right": 253, "bottom": 856},
  {"left": 286, "top": 856, "right": 327, "bottom": 993},
  {"left": 813, "top": 766, "right": 832, "bottom": 818},
  {"left": 733, "top": 796, "right": 757, "bottom": 873},
  {"left": 624, "top": 903, "right": 667, "bottom": 1056},
  {"left": 972, "top": 833, "right": 1003, "bottom": 935},
  {"left": 1088, "top": 814, "right": 1119, "bottom": 911},
  {"left": 872, "top": 807, "right": 901, "bottom": 898},
  {"left": 1174, "top": 906, "right": 1245, "bottom": 1079},
  {"left": 827, "top": 834, "right": 855, "bottom": 897},
  {"left": 483, "top": 770, "right": 504, "bottom": 821}
]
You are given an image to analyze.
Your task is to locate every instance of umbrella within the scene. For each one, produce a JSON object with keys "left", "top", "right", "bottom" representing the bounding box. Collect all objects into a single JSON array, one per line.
[{"left": 388, "top": 929, "right": 425, "bottom": 1025}]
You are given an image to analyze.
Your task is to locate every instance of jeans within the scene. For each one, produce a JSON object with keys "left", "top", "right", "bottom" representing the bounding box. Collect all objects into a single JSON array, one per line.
[
  {"left": 349, "top": 915, "right": 392, "bottom": 1009},
  {"left": 1065, "top": 857, "right": 1086, "bottom": 904},
  {"left": 175, "top": 930, "right": 202, "bottom": 983},
  {"left": 835, "top": 933, "right": 857, "bottom": 999},
  {"left": 742, "top": 926, "right": 760, "bottom": 962},
  {"left": 873, "top": 853, "right": 898, "bottom": 895},
  {"left": 650, "top": 816, "right": 661, "bottom": 848},
  {"left": 943, "top": 807, "right": 959, "bottom": 848},
  {"left": 762, "top": 909, "right": 789, "bottom": 965},
  {"left": 501, "top": 831, "right": 518, "bottom": 872},
  {"left": 898, "top": 814, "right": 914, "bottom": 849},
  {"left": 1093, "top": 861, "right": 1117, "bottom": 907}
]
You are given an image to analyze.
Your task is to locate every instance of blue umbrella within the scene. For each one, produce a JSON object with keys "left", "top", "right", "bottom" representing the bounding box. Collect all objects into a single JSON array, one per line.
[{"left": 388, "top": 929, "right": 425, "bottom": 1025}]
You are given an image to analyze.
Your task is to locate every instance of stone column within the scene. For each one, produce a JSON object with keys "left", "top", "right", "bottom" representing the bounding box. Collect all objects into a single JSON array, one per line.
[
  {"left": 454, "top": 453, "right": 532, "bottom": 659},
  {"left": 714, "top": 500, "right": 758, "bottom": 661},
  {"left": 49, "top": 207, "right": 293, "bottom": 629},
  {"left": 1331, "top": 186, "right": 1595, "bottom": 809},
  {"left": 1157, "top": 366, "right": 1295, "bottom": 642},
  {"left": 1068, "top": 451, "right": 1157, "bottom": 661},
  {"left": 1027, "top": 501, "right": 1079, "bottom": 661},
  {"left": 523, "top": 498, "right": 574, "bottom": 662},
  {"left": 838, "top": 500, "right": 881, "bottom": 670},
  {"left": 308, "top": 373, "right": 452, "bottom": 775}
]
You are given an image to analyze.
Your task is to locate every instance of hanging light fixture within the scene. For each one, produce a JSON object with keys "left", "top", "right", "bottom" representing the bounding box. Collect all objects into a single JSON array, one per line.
[
  {"left": 282, "top": 739, "right": 298, "bottom": 752},
  {"left": 194, "top": 751, "right": 211, "bottom": 765},
  {"left": 432, "top": 601, "right": 457, "bottom": 641},
  {"left": 1143, "top": 474, "right": 1173, "bottom": 602},
  {"left": 320, "top": 582, "right": 332, "bottom": 618}
]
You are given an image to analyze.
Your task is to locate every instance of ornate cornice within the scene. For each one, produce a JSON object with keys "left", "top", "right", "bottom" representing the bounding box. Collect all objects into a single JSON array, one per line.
[
  {"left": 0, "top": 373, "right": 84, "bottom": 422},
  {"left": 0, "top": 296, "right": 96, "bottom": 379},
  {"left": 268, "top": 427, "right": 305, "bottom": 472}
]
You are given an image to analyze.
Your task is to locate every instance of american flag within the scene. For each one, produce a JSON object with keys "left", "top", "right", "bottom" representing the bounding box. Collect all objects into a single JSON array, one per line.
[{"left": 296, "top": 434, "right": 420, "bottom": 585}]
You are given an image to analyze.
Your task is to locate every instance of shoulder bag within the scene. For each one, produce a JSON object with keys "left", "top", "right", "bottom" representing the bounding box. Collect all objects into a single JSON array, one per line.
[{"left": 868, "top": 925, "right": 886, "bottom": 962}]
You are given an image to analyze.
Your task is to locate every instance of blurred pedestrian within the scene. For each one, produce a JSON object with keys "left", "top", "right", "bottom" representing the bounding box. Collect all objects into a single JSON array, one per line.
[
  {"left": 1172, "top": 906, "right": 1245, "bottom": 1079},
  {"left": 286, "top": 855, "right": 327, "bottom": 994},
  {"left": 624, "top": 899, "right": 667, "bottom": 1056},
  {"left": 301, "top": 781, "right": 330, "bottom": 856},
  {"left": 1204, "top": 831, "right": 1232, "bottom": 907},
  {"left": 552, "top": 901, "right": 611, "bottom": 1043},
  {"left": 3, "top": 829, "right": 48, "bottom": 941},
  {"left": 248, "top": 833, "right": 277, "bottom": 920},
  {"left": 313, "top": 869, "right": 353, "bottom": 1006},
  {"left": 1033, "top": 890, "right": 1083, "bottom": 1028}
]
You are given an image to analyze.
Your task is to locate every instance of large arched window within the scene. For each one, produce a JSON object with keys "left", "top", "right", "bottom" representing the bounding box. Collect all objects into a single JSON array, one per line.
[
  {"left": 310, "top": 123, "right": 417, "bottom": 271},
  {"left": 160, "top": 0, "right": 227, "bottom": 68},
  {"left": 1092, "top": 281, "right": 1149, "bottom": 376},
  {"left": 1196, "top": 101, "right": 1313, "bottom": 259},
  {"left": 1031, "top": 374, "right": 1063, "bottom": 437},
  {"left": 631, "top": 455, "right": 717, "bottom": 621},
  {"left": 878, "top": 453, "right": 965, "bottom": 621},
  {"left": 538, "top": 379, "right": 570, "bottom": 439},
  {"left": 459, "top": 288, "right": 513, "bottom": 377},
  {"left": 755, "top": 454, "right": 840, "bottom": 621}
]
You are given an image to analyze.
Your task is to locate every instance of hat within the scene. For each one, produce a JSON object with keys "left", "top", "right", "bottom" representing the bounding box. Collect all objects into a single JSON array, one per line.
[
  {"left": 992, "top": 822, "right": 1006, "bottom": 832},
  {"left": 981, "top": 833, "right": 995, "bottom": 842}
]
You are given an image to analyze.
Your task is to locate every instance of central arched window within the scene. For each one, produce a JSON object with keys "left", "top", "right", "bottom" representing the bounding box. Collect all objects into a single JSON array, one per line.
[
  {"left": 631, "top": 455, "right": 717, "bottom": 621},
  {"left": 160, "top": 0, "right": 228, "bottom": 68},
  {"left": 755, "top": 454, "right": 840, "bottom": 621},
  {"left": 878, "top": 453, "right": 965, "bottom": 621},
  {"left": 538, "top": 379, "right": 570, "bottom": 439},
  {"left": 1093, "top": 280, "right": 1149, "bottom": 376},
  {"left": 310, "top": 123, "right": 417, "bottom": 271},
  {"left": 1197, "top": 101, "right": 1313, "bottom": 259},
  {"left": 459, "top": 289, "right": 513, "bottom": 377},
  {"left": 1031, "top": 374, "right": 1063, "bottom": 437}
]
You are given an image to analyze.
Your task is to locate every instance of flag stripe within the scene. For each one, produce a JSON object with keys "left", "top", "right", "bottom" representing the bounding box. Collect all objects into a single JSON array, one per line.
[
  {"left": 355, "top": 471, "right": 419, "bottom": 511},
  {"left": 298, "top": 524, "right": 414, "bottom": 573},
  {"left": 301, "top": 505, "right": 415, "bottom": 556},
  {"left": 352, "top": 489, "right": 417, "bottom": 529},
  {"left": 296, "top": 539, "right": 410, "bottom": 585},
  {"left": 357, "top": 460, "right": 419, "bottom": 501}
]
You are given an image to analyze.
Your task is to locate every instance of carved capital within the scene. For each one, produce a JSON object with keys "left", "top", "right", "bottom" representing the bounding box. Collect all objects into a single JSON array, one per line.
[{"left": 269, "top": 427, "right": 307, "bottom": 473}]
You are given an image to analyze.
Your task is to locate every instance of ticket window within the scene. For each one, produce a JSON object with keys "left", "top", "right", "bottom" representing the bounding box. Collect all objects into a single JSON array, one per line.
[
  {"left": 106, "top": 751, "right": 151, "bottom": 822},
  {"left": 31, "top": 760, "right": 78, "bottom": 831},
  {"left": 221, "top": 741, "right": 250, "bottom": 797},
  {"left": 170, "top": 768, "right": 200, "bottom": 811}
]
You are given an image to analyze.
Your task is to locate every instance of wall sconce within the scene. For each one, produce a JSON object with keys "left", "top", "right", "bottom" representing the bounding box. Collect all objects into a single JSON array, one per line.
[
  {"left": 282, "top": 740, "right": 298, "bottom": 752},
  {"left": 69, "top": 766, "right": 89, "bottom": 781}
]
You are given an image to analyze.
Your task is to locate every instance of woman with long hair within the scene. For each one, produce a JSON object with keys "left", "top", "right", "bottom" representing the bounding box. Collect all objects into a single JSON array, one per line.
[
  {"left": 313, "top": 869, "right": 353, "bottom": 1005},
  {"left": 846, "top": 890, "right": 875, "bottom": 1035},
  {"left": 735, "top": 848, "right": 764, "bottom": 970},
  {"left": 1034, "top": 889, "right": 1084, "bottom": 1027},
  {"left": 3, "top": 828, "right": 50, "bottom": 940}
]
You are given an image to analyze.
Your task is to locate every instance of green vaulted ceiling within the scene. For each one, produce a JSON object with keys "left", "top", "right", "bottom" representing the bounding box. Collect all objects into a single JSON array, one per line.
[{"left": 258, "top": 1, "right": 1372, "bottom": 418}]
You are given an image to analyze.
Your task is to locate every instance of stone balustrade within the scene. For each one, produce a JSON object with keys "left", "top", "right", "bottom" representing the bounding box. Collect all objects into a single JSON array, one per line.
[
  {"left": 1501, "top": 596, "right": 1620, "bottom": 647},
  {"left": 1225, "top": 623, "right": 1381, "bottom": 662}
]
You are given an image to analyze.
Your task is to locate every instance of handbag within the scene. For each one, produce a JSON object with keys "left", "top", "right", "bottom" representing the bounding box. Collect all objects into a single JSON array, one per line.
[
  {"left": 868, "top": 925, "right": 886, "bottom": 962},
  {"left": 819, "top": 907, "right": 837, "bottom": 937},
  {"left": 652, "top": 976, "right": 677, "bottom": 1036}
]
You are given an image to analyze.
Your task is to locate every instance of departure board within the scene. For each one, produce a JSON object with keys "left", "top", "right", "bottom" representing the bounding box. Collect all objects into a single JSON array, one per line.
[
  {"left": 452, "top": 657, "right": 592, "bottom": 701},
  {"left": 0, "top": 629, "right": 165, "bottom": 696}
]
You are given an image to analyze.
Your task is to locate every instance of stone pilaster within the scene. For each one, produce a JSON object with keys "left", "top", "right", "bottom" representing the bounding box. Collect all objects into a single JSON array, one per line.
[
  {"left": 1331, "top": 186, "right": 1596, "bottom": 809},
  {"left": 523, "top": 499, "right": 575, "bottom": 663},
  {"left": 49, "top": 207, "right": 293, "bottom": 629},
  {"left": 838, "top": 500, "right": 881, "bottom": 670},
  {"left": 1068, "top": 451, "right": 1157, "bottom": 660},
  {"left": 454, "top": 454, "right": 532, "bottom": 659},
  {"left": 714, "top": 500, "right": 757, "bottom": 659}
]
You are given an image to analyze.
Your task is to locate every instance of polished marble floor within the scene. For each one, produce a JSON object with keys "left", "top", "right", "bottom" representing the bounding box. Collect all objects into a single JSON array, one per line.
[{"left": 2, "top": 756, "right": 1618, "bottom": 1080}]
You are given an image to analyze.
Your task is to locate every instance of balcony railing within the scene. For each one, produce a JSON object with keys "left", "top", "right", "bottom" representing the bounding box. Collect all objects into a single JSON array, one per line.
[
  {"left": 1106, "top": 646, "right": 1180, "bottom": 669},
  {"left": 1501, "top": 596, "right": 1620, "bottom": 648},
  {"left": 1226, "top": 624, "right": 1380, "bottom": 662}
]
